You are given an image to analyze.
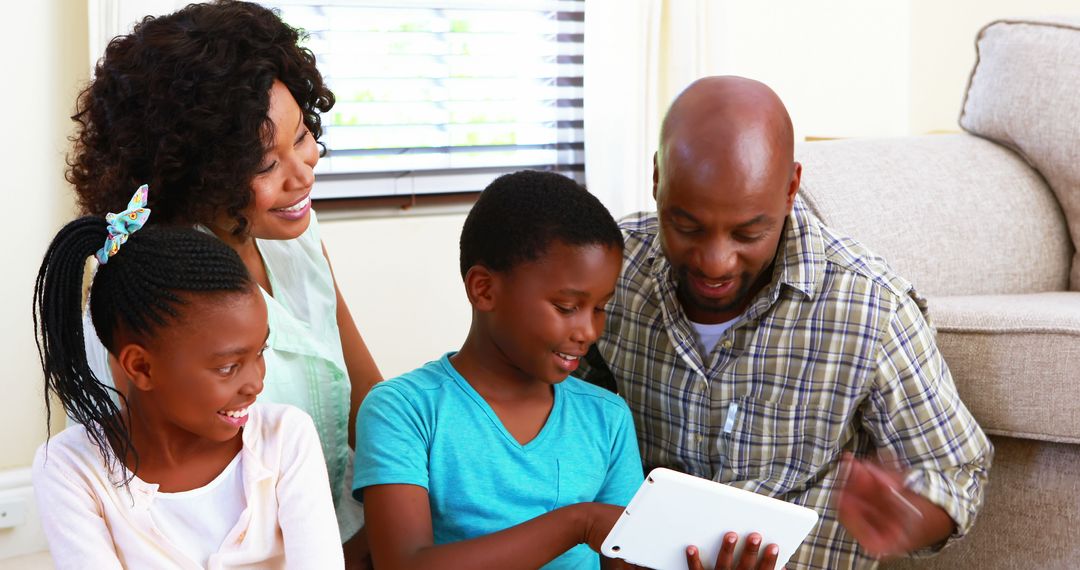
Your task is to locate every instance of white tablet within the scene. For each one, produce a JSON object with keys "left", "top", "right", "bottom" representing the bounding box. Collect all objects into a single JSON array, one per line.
[{"left": 601, "top": 468, "right": 819, "bottom": 569}]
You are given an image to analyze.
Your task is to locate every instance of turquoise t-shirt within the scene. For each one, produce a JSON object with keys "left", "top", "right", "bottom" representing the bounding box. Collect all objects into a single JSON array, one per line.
[{"left": 354, "top": 353, "right": 644, "bottom": 569}]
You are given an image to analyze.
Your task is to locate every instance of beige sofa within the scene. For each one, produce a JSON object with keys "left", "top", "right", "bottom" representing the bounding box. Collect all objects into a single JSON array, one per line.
[{"left": 794, "top": 19, "right": 1080, "bottom": 570}]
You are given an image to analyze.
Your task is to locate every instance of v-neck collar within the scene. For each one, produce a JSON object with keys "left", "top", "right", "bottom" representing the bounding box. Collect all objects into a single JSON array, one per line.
[{"left": 439, "top": 353, "right": 561, "bottom": 452}]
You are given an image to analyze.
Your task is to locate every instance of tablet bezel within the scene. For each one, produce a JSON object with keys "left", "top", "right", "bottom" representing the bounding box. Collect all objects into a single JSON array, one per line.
[{"left": 600, "top": 468, "right": 820, "bottom": 569}]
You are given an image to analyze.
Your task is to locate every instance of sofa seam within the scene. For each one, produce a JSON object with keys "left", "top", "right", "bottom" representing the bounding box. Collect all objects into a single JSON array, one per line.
[
  {"left": 984, "top": 428, "right": 1080, "bottom": 446},
  {"left": 937, "top": 326, "right": 1080, "bottom": 335}
]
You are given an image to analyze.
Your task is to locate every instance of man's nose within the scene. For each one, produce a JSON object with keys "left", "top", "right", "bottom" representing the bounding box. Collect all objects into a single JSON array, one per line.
[{"left": 696, "top": 239, "right": 738, "bottom": 278}]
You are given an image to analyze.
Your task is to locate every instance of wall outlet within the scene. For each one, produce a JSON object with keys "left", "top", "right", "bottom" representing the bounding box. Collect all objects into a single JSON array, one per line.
[
  {"left": 0, "top": 468, "right": 48, "bottom": 561},
  {"left": 0, "top": 499, "right": 27, "bottom": 529}
]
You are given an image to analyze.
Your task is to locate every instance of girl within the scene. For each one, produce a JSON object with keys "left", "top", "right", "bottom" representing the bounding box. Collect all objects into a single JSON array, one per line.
[
  {"left": 32, "top": 188, "right": 343, "bottom": 568},
  {"left": 69, "top": 1, "right": 377, "bottom": 557}
]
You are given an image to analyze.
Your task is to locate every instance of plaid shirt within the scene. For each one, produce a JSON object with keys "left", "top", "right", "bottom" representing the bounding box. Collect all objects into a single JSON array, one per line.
[{"left": 581, "top": 198, "right": 992, "bottom": 569}]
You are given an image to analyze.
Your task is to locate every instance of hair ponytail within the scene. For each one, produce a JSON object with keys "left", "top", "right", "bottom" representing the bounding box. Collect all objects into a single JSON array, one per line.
[{"left": 34, "top": 217, "right": 133, "bottom": 479}]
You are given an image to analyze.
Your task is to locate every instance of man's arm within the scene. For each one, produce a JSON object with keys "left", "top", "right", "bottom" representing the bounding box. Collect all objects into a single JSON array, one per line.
[{"left": 841, "top": 290, "right": 993, "bottom": 557}]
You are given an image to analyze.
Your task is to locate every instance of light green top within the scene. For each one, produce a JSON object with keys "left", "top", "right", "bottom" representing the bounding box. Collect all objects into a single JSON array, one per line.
[{"left": 254, "top": 210, "right": 364, "bottom": 540}]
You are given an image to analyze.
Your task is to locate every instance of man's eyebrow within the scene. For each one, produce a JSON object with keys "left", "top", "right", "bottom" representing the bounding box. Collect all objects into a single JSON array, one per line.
[
  {"left": 669, "top": 207, "right": 701, "bottom": 223},
  {"left": 735, "top": 214, "right": 771, "bottom": 229},
  {"left": 557, "top": 288, "right": 589, "bottom": 297}
]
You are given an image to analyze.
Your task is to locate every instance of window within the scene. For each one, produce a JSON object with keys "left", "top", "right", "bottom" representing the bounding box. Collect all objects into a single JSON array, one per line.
[{"left": 263, "top": 0, "right": 585, "bottom": 200}]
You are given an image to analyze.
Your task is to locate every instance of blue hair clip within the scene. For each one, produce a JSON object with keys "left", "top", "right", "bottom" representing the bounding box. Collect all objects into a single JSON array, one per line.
[{"left": 95, "top": 185, "right": 151, "bottom": 264}]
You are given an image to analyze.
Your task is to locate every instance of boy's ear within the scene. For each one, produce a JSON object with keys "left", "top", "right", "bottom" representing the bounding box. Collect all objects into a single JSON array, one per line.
[
  {"left": 463, "top": 265, "right": 498, "bottom": 312},
  {"left": 115, "top": 344, "right": 155, "bottom": 392}
]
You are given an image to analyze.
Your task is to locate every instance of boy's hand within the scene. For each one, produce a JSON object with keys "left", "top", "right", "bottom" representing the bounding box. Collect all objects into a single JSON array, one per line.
[
  {"left": 581, "top": 503, "right": 626, "bottom": 553},
  {"left": 686, "top": 532, "right": 780, "bottom": 570}
]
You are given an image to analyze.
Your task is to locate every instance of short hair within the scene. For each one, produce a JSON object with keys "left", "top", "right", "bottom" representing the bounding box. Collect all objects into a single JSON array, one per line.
[
  {"left": 34, "top": 218, "right": 253, "bottom": 483},
  {"left": 68, "top": 0, "right": 334, "bottom": 235},
  {"left": 459, "top": 170, "right": 624, "bottom": 278}
]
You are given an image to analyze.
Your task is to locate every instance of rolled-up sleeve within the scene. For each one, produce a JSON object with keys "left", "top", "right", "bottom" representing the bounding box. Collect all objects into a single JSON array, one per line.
[{"left": 862, "top": 291, "right": 993, "bottom": 551}]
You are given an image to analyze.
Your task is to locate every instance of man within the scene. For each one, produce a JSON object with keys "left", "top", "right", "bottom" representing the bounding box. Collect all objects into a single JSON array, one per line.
[{"left": 582, "top": 76, "right": 992, "bottom": 569}]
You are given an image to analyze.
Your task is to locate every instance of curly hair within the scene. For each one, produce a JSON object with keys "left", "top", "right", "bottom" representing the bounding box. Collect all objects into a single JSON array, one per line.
[
  {"left": 459, "top": 170, "right": 624, "bottom": 278},
  {"left": 68, "top": 0, "right": 334, "bottom": 234}
]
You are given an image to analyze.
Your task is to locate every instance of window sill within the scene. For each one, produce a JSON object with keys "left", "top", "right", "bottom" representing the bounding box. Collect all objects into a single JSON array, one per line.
[{"left": 313, "top": 192, "right": 479, "bottom": 221}]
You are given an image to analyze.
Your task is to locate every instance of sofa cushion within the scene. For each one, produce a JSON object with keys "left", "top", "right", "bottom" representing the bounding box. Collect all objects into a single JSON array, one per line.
[
  {"left": 929, "top": 292, "right": 1080, "bottom": 444},
  {"left": 797, "top": 134, "right": 1071, "bottom": 297},
  {"left": 960, "top": 20, "right": 1080, "bottom": 290},
  {"left": 884, "top": 436, "right": 1080, "bottom": 570}
]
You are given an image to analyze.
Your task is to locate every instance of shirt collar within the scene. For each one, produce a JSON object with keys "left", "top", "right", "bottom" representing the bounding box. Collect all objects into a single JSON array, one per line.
[{"left": 771, "top": 196, "right": 826, "bottom": 301}]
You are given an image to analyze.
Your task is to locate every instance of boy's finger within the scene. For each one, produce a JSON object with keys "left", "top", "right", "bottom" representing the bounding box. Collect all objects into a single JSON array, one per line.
[
  {"left": 736, "top": 533, "right": 762, "bottom": 570},
  {"left": 714, "top": 532, "right": 738, "bottom": 569},
  {"left": 686, "top": 545, "right": 705, "bottom": 570},
  {"left": 756, "top": 543, "right": 780, "bottom": 570}
]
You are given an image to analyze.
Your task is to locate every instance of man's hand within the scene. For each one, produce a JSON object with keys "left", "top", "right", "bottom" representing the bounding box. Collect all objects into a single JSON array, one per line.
[
  {"left": 686, "top": 532, "right": 780, "bottom": 570},
  {"left": 836, "top": 452, "right": 954, "bottom": 559}
]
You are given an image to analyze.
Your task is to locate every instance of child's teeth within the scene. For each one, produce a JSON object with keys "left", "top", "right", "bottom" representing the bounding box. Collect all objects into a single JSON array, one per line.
[{"left": 556, "top": 352, "right": 579, "bottom": 361}]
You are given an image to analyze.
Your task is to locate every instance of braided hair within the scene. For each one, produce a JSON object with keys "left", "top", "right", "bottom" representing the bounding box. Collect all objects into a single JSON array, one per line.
[{"left": 33, "top": 218, "right": 252, "bottom": 481}]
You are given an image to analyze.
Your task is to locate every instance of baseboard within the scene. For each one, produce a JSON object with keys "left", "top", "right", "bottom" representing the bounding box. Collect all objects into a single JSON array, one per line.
[{"left": 0, "top": 467, "right": 49, "bottom": 561}]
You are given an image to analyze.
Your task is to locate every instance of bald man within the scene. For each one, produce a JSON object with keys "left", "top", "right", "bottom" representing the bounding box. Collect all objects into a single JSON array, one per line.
[{"left": 581, "top": 77, "right": 992, "bottom": 569}]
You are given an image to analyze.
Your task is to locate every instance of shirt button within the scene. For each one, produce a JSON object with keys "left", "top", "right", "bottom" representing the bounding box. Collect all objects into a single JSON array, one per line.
[{"left": 721, "top": 338, "right": 733, "bottom": 349}]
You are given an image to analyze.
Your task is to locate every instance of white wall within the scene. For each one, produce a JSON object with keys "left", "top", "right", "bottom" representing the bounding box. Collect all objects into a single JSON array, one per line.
[
  {"left": 706, "top": 0, "right": 1080, "bottom": 139},
  {"left": 908, "top": 0, "right": 1080, "bottom": 134},
  {"left": 0, "top": 1, "right": 87, "bottom": 565},
  {"left": 719, "top": 1, "right": 912, "bottom": 141},
  {"left": 1, "top": 1, "right": 88, "bottom": 471},
  {"left": 320, "top": 212, "right": 472, "bottom": 379}
]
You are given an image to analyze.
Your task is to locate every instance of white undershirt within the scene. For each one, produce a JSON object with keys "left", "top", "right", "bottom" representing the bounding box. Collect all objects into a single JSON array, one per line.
[
  {"left": 150, "top": 452, "right": 246, "bottom": 566},
  {"left": 689, "top": 317, "right": 739, "bottom": 357}
]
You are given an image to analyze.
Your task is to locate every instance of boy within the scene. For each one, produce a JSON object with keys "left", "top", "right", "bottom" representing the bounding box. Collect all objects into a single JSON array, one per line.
[{"left": 353, "top": 170, "right": 641, "bottom": 569}]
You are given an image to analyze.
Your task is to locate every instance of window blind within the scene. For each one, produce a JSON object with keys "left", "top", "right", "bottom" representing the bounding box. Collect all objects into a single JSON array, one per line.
[{"left": 262, "top": 0, "right": 586, "bottom": 200}]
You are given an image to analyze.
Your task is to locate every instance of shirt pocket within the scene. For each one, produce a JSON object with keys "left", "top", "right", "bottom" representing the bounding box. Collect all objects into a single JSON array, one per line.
[
  {"left": 723, "top": 397, "right": 829, "bottom": 493},
  {"left": 553, "top": 459, "right": 607, "bottom": 510}
]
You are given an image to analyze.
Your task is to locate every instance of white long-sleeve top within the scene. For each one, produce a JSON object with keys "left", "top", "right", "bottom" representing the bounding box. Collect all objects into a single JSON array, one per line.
[{"left": 32, "top": 403, "right": 344, "bottom": 569}]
